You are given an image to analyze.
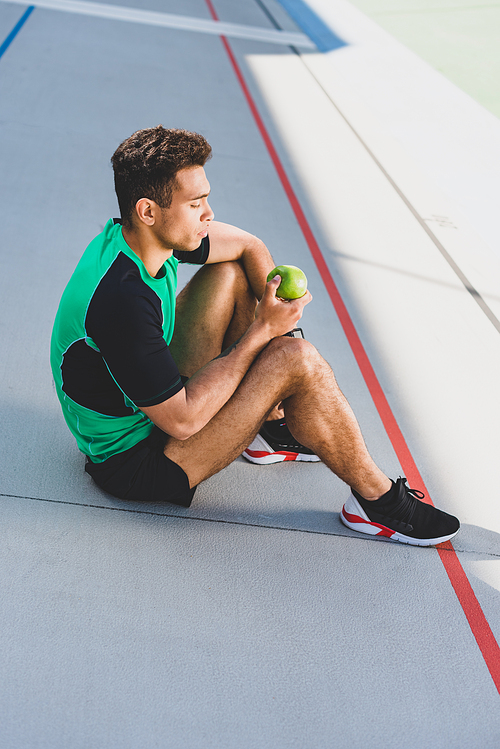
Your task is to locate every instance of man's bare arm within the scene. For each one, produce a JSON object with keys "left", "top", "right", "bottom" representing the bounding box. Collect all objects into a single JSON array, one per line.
[
  {"left": 205, "top": 221, "right": 275, "bottom": 300},
  {"left": 141, "top": 276, "right": 312, "bottom": 440}
]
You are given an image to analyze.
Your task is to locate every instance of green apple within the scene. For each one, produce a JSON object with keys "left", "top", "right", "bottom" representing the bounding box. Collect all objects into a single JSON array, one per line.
[{"left": 267, "top": 265, "right": 308, "bottom": 299}]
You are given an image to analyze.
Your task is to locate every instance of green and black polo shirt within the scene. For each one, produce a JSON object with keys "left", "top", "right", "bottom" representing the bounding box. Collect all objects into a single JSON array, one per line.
[{"left": 50, "top": 218, "right": 209, "bottom": 462}]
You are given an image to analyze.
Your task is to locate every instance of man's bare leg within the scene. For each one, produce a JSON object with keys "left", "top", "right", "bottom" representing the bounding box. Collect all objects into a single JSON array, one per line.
[
  {"left": 165, "top": 335, "right": 391, "bottom": 499},
  {"left": 170, "top": 261, "right": 257, "bottom": 377},
  {"left": 163, "top": 259, "right": 460, "bottom": 548},
  {"left": 170, "top": 260, "right": 284, "bottom": 419}
]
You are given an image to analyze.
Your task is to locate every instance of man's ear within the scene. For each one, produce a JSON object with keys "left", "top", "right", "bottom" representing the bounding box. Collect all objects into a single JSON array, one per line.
[{"left": 134, "top": 198, "right": 158, "bottom": 226}]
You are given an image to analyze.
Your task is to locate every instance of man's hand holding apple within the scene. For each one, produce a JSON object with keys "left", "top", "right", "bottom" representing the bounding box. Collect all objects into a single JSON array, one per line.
[{"left": 254, "top": 272, "right": 312, "bottom": 340}]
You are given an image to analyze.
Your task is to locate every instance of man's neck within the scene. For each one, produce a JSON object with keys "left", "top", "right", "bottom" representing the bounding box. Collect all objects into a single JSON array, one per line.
[{"left": 122, "top": 224, "right": 173, "bottom": 278}]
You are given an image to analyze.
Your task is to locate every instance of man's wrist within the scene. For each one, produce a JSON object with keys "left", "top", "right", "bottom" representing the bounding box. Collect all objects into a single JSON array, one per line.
[{"left": 246, "top": 317, "right": 273, "bottom": 348}]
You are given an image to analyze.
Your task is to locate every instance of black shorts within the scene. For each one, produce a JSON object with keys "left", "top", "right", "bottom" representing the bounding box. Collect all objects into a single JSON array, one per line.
[{"left": 85, "top": 426, "right": 196, "bottom": 507}]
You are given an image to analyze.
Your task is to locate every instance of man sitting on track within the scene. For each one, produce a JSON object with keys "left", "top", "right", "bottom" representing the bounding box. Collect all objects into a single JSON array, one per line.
[{"left": 50, "top": 126, "right": 460, "bottom": 547}]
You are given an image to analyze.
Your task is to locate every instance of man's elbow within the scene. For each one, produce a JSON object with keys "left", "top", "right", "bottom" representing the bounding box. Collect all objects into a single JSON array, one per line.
[
  {"left": 166, "top": 419, "right": 202, "bottom": 442},
  {"left": 170, "top": 427, "right": 194, "bottom": 441},
  {"left": 144, "top": 396, "right": 206, "bottom": 441}
]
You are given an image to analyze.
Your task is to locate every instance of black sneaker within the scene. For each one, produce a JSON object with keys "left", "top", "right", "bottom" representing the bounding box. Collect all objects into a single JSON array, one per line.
[
  {"left": 340, "top": 477, "right": 460, "bottom": 546},
  {"left": 242, "top": 419, "right": 321, "bottom": 465}
]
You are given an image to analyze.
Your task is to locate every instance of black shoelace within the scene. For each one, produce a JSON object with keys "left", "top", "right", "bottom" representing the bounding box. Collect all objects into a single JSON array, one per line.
[{"left": 384, "top": 478, "right": 425, "bottom": 526}]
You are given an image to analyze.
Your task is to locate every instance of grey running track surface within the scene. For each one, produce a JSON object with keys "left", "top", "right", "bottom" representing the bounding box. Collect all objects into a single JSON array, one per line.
[{"left": 1, "top": 0, "right": 500, "bottom": 747}]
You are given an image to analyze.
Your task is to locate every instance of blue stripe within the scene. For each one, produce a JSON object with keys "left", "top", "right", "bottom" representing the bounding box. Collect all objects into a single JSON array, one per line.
[
  {"left": 0, "top": 6, "right": 35, "bottom": 61},
  {"left": 275, "top": 0, "right": 346, "bottom": 52}
]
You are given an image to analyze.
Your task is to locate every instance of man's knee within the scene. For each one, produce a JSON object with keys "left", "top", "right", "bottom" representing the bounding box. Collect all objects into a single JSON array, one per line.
[
  {"left": 261, "top": 336, "right": 322, "bottom": 380},
  {"left": 204, "top": 258, "right": 248, "bottom": 288},
  {"left": 202, "top": 260, "right": 256, "bottom": 308}
]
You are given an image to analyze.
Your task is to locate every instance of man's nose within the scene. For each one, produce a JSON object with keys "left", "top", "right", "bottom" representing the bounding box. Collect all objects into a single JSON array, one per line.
[{"left": 202, "top": 201, "right": 214, "bottom": 222}]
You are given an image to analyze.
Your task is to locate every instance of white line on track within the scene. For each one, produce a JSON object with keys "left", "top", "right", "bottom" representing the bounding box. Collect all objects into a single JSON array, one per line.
[{"left": 0, "top": 0, "right": 315, "bottom": 47}]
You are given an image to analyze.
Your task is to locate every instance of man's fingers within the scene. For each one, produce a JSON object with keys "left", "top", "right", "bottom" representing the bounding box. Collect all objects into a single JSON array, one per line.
[
  {"left": 267, "top": 274, "right": 281, "bottom": 296},
  {"left": 292, "top": 290, "right": 313, "bottom": 308}
]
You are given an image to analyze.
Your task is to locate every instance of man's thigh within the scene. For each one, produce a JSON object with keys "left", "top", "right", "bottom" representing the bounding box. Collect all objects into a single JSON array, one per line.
[{"left": 169, "top": 261, "right": 257, "bottom": 378}]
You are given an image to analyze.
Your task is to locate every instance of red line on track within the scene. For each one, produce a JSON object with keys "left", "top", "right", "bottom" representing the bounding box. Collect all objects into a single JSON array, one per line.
[{"left": 204, "top": 0, "right": 500, "bottom": 693}]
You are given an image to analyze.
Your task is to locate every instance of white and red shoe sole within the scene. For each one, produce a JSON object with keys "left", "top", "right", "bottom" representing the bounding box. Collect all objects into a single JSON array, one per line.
[
  {"left": 340, "top": 493, "right": 459, "bottom": 547},
  {"left": 242, "top": 433, "right": 321, "bottom": 465}
]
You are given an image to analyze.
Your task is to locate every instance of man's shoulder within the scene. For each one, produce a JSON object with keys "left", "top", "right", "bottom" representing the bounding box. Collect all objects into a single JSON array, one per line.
[{"left": 92, "top": 253, "right": 155, "bottom": 313}]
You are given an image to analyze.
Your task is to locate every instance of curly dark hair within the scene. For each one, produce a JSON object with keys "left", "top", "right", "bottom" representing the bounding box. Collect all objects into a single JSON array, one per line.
[{"left": 111, "top": 126, "right": 212, "bottom": 226}]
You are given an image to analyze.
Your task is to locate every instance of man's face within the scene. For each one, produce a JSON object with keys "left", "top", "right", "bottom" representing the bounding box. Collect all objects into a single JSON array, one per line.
[{"left": 155, "top": 166, "right": 213, "bottom": 252}]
